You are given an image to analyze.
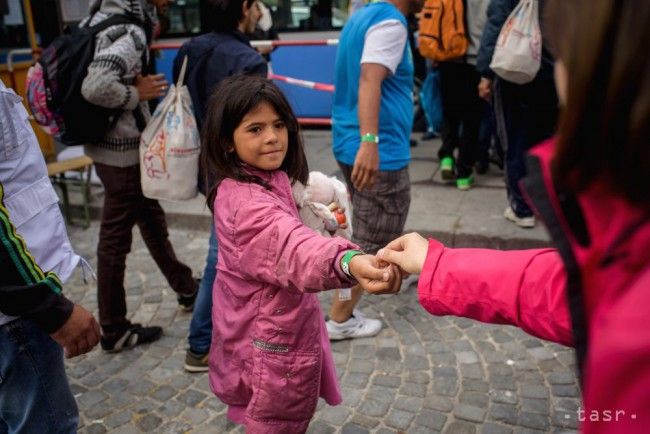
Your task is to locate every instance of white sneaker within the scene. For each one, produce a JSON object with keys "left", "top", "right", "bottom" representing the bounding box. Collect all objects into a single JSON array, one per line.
[
  {"left": 326, "top": 309, "right": 382, "bottom": 341},
  {"left": 504, "top": 206, "right": 535, "bottom": 228}
]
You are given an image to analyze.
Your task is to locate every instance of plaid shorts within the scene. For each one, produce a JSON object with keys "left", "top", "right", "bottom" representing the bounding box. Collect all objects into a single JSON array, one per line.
[{"left": 337, "top": 162, "right": 411, "bottom": 254}]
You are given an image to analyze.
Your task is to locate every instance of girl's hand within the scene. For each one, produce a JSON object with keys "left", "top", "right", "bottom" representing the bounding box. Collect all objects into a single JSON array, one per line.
[
  {"left": 349, "top": 255, "right": 402, "bottom": 294},
  {"left": 376, "top": 232, "right": 428, "bottom": 275}
]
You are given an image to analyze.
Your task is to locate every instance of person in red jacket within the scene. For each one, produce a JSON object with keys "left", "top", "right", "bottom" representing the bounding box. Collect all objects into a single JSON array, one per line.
[{"left": 375, "top": 1, "right": 649, "bottom": 432}]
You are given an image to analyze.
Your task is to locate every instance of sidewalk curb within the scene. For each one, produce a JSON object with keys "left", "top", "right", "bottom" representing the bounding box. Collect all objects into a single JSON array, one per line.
[{"left": 86, "top": 205, "right": 551, "bottom": 251}]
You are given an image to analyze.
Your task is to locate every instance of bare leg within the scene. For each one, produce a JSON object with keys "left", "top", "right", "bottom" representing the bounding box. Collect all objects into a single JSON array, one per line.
[{"left": 328, "top": 285, "right": 363, "bottom": 323}]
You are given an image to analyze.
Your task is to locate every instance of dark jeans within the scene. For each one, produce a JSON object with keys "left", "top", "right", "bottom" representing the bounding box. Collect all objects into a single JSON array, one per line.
[
  {"left": 438, "top": 62, "right": 487, "bottom": 177},
  {"left": 188, "top": 224, "right": 217, "bottom": 354},
  {"left": 95, "top": 163, "right": 195, "bottom": 334},
  {"left": 494, "top": 78, "right": 558, "bottom": 217},
  {"left": 0, "top": 319, "right": 78, "bottom": 433}
]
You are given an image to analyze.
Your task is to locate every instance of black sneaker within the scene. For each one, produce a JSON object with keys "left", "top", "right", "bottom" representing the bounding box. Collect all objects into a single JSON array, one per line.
[
  {"left": 184, "top": 350, "right": 209, "bottom": 373},
  {"left": 100, "top": 323, "right": 163, "bottom": 353},
  {"left": 178, "top": 278, "right": 200, "bottom": 312}
]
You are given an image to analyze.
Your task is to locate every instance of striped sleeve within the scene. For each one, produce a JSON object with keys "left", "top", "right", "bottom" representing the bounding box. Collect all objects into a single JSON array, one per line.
[{"left": 0, "top": 182, "right": 74, "bottom": 333}]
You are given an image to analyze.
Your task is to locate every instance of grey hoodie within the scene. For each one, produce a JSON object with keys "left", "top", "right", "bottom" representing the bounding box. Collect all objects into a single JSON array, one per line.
[{"left": 80, "top": 0, "right": 157, "bottom": 167}]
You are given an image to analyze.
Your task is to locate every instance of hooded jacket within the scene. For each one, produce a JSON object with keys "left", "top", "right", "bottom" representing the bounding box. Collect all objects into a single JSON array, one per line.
[
  {"left": 80, "top": 0, "right": 156, "bottom": 167},
  {"left": 210, "top": 169, "right": 359, "bottom": 433},
  {"left": 417, "top": 138, "right": 650, "bottom": 433}
]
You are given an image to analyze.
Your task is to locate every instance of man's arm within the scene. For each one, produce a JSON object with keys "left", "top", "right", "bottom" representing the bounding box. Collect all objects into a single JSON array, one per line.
[
  {"left": 0, "top": 183, "right": 100, "bottom": 357},
  {"left": 476, "top": 0, "right": 517, "bottom": 100},
  {"left": 353, "top": 19, "right": 408, "bottom": 190},
  {"left": 353, "top": 63, "right": 389, "bottom": 190}
]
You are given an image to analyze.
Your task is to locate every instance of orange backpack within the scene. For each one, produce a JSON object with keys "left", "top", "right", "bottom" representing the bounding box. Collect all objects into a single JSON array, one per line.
[{"left": 418, "top": 0, "right": 468, "bottom": 61}]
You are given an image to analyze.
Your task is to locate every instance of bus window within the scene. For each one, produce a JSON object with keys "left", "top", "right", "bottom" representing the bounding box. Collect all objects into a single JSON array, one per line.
[
  {"left": 164, "top": 0, "right": 201, "bottom": 36},
  {"left": 0, "top": 0, "right": 29, "bottom": 48},
  {"left": 267, "top": 0, "right": 349, "bottom": 31},
  {"left": 156, "top": 0, "right": 350, "bottom": 38}
]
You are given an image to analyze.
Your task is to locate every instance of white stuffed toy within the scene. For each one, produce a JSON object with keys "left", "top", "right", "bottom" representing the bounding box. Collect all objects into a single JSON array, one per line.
[{"left": 292, "top": 171, "right": 352, "bottom": 240}]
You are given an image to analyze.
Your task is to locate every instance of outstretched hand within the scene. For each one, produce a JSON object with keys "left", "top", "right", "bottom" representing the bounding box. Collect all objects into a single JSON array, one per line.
[
  {"left": 376, "top": 232, "right": 429, "bottom": 275},
  {"left": 348, "top": 254, "right": 402, "bottom": 294}
]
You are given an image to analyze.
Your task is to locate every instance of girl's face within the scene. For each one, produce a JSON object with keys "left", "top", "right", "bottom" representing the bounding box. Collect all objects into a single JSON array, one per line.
[{"left": 232, "top": 101, "right": 288, "bottom": 171}]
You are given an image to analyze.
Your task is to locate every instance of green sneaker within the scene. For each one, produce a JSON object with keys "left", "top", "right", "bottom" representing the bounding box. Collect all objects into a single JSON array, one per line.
[
  {"left": 440, "top": 157, "right": 455, "bottom": 181},
  {"left": 456, "top": 174, "right": 475, "bottom": 190}
]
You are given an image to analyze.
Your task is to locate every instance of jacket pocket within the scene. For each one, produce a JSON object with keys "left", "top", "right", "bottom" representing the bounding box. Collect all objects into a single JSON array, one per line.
[
  {"left": 3, "top": 177, "right": 59, "bottom": 228},
  {"left": 248, "top": 345, "right": 321, "bottom": 422}
]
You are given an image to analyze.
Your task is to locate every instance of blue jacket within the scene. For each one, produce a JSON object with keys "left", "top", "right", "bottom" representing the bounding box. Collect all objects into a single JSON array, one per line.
[
  {"left": 172, "top": 30, "right": 267, "bottom": 130},
  {"left": 476, "top": 0, "right": 554, "bottom": 81},
  {"left": 172, "top": 31, "right": 267, "bottom": 195}
]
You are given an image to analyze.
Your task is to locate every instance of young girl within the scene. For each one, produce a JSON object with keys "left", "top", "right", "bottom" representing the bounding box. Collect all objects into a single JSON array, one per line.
[{"left": 201, "top": 75, "right": 401, "bottom": 433}]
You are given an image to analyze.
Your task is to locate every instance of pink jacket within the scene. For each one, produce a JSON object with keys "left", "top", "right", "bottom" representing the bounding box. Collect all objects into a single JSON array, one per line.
[
  {"left": 418, "top": 138, "right": 650, "bottom": 433},
  {"left": 209, "top": 169, "right": 357, "bottom": 433}
]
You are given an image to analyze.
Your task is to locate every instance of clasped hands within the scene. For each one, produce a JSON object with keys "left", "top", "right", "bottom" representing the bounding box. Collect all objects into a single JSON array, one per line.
[{"left": 348, "top": 232, "right": 429, "bottom": 295}]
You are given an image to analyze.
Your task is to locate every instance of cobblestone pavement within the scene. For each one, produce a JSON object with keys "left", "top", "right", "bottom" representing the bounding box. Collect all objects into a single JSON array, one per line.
[{"left": 63, "top": 223, "right": 581, "bottom": 434}]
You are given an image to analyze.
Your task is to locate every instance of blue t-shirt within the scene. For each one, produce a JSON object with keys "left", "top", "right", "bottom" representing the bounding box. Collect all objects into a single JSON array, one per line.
[{"left": 332, "top": 2, "right": 413, "bottom": 171}]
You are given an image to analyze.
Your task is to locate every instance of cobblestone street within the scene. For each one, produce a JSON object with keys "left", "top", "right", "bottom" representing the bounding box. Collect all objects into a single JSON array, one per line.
[{"left": 64, "top": 223, "right": 581, "bottom": 434}]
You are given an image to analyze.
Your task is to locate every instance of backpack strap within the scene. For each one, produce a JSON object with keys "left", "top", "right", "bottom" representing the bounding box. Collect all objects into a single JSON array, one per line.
[{"left": 86, "top": 14, "right": 144, "bottom": 35}]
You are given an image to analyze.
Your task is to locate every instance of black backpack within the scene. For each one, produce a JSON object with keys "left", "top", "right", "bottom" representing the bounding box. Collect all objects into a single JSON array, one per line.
[{"left": 37, "top": 15, "right": 144, "bottom": 145}]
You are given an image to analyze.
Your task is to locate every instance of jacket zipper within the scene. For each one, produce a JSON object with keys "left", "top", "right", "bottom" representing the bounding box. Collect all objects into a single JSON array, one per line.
[{"left": 253, "top": 338, "right": 289, "bottom": 353}]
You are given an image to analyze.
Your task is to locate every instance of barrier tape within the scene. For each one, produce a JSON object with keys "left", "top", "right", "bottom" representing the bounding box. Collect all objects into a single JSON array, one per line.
[
  {"left": 150, "top": 39, "right": 339, "bottom": 51},
  {"left": 269, "top": 73, "right": 334, "bottom": 93}
]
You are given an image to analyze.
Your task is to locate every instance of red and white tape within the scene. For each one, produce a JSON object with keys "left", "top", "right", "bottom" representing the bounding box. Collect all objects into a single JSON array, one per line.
[{"left": 269, "top": 73, "right": 334, "bottom": 93}]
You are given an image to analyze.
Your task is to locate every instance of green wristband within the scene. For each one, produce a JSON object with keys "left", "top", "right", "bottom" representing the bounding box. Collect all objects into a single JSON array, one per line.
[
  {"left": 340, "top": 250, "right": 364, "bottom": 278},
  {"left": 360, "top": 133, "right": 379, "bottom": 144}
]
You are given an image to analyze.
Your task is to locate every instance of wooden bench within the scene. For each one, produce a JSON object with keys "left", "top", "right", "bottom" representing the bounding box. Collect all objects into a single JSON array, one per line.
[{"left": 47, "top": 155, "right": 94, "bottom": 228}]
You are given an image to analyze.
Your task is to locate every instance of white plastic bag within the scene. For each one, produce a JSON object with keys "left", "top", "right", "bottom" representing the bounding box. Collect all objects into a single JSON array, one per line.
[
  {"left": 140, "top": 56, "right": 200, "bottom": 201},
  {"left": 489, "top": 0, "right": 541, "bottom": 84}
]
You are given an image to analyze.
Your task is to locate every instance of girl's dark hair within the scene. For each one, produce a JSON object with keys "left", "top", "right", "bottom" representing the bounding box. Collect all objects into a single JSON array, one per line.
[
  {"left": 204, "top": 0, "right": 256, "bottom": 32},
  {"left": 201, "top": 75, "right": 309, "bottom": 212},
  {"left": 546, "top": 0, "right": 650, "bottom": 211}
]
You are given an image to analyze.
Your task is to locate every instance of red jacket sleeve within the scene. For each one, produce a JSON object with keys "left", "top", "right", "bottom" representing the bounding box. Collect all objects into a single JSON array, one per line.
[{"left": 418, "top": 239, "right": 573, "bottom": 346}]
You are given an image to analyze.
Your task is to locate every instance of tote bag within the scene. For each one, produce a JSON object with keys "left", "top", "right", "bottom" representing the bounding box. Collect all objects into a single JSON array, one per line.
[
  {"left": 489, "top": 0, "right": 541, "bottom": 84},
  {"left": 140, "top": 56, "right": 200, "bottom": 201}
]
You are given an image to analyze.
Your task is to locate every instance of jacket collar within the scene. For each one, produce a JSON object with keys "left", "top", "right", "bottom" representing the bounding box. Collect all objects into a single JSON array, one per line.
[
  {"left": 522, "top": 137, "right": 650, "bottom": 386},
  {"left": 213, "top": 29, "right": 254, "bottom": 47}
]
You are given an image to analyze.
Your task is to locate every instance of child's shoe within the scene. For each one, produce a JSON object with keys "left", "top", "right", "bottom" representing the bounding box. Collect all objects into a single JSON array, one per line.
[
  {"left": 440, "top": 157, "right": 455, "bottom": 181},
  {"left": 326, "top": 309, "right": 382, "bottom": 340},
  {"left": 184, "top": 349, "right": 209, "bottom": 373}
]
